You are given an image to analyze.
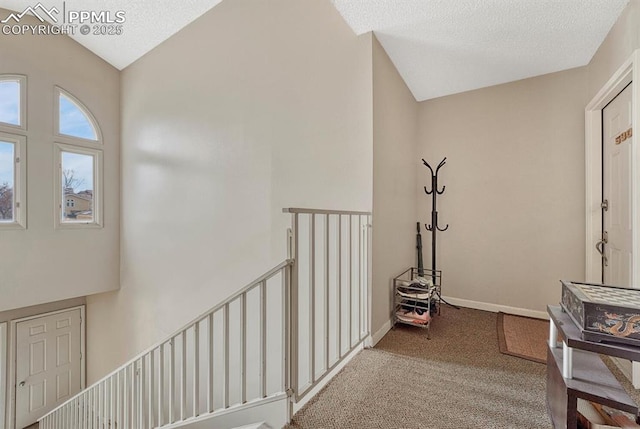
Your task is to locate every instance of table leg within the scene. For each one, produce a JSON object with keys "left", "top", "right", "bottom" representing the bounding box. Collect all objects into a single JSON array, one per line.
[
  {"left": 549, "top": 319, "right": 558, "bottom": 348},
  {"left": 562, "top": 341, "right": 573, "bottom": 379}
]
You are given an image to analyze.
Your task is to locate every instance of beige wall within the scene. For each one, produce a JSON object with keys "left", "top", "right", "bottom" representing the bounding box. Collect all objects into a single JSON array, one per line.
[
  {"left": 86, "top": 0, "right": 373, "bottom": 381},
  {"left": 0, "top": 11, "right": 120, "bottom": 312},
  {"left": 588, "top": 0, "right": 640, "bottom": 100},
  {"left": 417, "top": 67, "right": 589, "bottom": 313},
  {"left": 412, "top": 0, "right": 640, "bottom": 314},
  {"left": 371, "top": 37, "right": 418, "bottom": 336}
]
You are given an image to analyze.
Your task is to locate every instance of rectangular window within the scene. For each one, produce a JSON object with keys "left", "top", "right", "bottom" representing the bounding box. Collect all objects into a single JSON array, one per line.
[
  {"left": 0, "top": 141, "right": 15, "bottom": 222},
  {"left": 0, "top": 132, "right": 25, "bottom": 229},
  {"left": 55, "top": 144, "right": 102, "bottom": 228},
  {"left": 0, "top": 76, "right": 26, "bottom": 129}
]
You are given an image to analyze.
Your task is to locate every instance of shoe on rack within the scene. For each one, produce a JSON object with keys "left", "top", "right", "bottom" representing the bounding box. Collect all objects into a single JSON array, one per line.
[
  {"left": 414, "top": 276, "right": 434, "bottom": 287},
  {"left": 397, "top": 287, "right": 432, "bottom": 300},
  {"left": 397, "top": 276, "right": 434, "bottom": 290},
  {"left": 401, "top": 300, "right": 429, "bottom": 313},
  {"left": 396, "top": 310, "right": 431, "bottom": 325}
]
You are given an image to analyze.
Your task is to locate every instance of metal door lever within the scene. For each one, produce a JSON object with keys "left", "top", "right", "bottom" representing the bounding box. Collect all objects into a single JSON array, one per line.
[
  {"left": 19, "top": 381, "right": 25, "bottom": 387},
  {"left": 595, "top": 240, "right": 608, "bottom": 267}
]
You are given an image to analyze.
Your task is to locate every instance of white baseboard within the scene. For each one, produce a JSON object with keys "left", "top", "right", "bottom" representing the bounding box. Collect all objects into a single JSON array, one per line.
[
  {"left": 159, "top": 394, "right": 287, "bottom": 429},
  {"left": 441, "top": 296, "right": 549, "bottom": 320},
  {"left": 370, "top": 320, "right": 391, "bottom": 346},
  {"left": 233, "top": 423, "right": 271, "bottom": 429}
]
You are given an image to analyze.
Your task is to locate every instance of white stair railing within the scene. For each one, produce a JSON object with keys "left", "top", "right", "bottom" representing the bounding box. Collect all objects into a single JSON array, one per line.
[
  {"left": 39, "top": 259, "right": 293, "bottom": 429},
  {"left": 284, "top": 208, "right": 372, "bottom": 403},
  {"left": 39, "top": 207, "right": 372, "bottom": 428}
]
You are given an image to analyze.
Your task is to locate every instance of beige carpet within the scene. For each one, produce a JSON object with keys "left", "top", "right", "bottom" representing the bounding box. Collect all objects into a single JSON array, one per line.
[
  {"left": 286, "top": 306, "right": 551, "bottom": 429},
  {"left": 602, "top": 356, "right": 640, "bottom": 411},
  {"left": 497, "top": 312, "right": 549, "bottom": 364}
]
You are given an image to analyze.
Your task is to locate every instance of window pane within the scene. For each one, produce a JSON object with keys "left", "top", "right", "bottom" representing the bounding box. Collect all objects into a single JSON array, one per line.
[
  {"left": 0, "top": 80, "right": 20, "bottom": 126},
  {"left": 59, "top": 93, "right": 98, "bottom": 140},
  {"left": 61, "top": 151, "right": 94, "bottom": 222},
  {"left": 0, "top": 141, "right": 15, "bottom": 222}
]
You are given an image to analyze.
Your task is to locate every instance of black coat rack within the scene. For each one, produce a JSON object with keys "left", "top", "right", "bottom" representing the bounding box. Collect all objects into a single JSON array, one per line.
[{"left": 422, "top": 157, "right": 459, "bottom": 309}]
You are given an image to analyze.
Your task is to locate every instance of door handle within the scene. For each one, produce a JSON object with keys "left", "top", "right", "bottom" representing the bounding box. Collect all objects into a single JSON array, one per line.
[
  {"left": 18, "top": 381, "right": 25, "bottom": 387},
  {"left": 596, "top": 240, "right": 609, "bottom": 267}
]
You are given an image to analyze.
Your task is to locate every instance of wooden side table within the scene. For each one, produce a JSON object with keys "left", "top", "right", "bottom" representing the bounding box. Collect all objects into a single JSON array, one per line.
[{"left": 546, "top": 305, "right": 640, "bottom": 428}]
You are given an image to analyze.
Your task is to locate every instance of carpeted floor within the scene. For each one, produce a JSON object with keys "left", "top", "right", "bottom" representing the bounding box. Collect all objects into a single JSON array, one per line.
[
  {"left": 286, "top": 306, "right": 552, "bottom": 429},
  {"left": 602, "top": 356, "right": 640, "bottom": 411}
]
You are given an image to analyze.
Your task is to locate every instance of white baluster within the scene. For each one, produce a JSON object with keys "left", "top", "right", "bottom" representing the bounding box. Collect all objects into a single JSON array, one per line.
[
  {"left": 194, "top": 323, "right": 200, "bottom": 417},
  {"left": 180, "top": 331, "right": 186, "bottom": 421},
  {"left": 224, "top": 304, "right": 229, "bottom": 409},
  {"left": 261, "top": 281, "right": 267, "bottom": 398},
  {"left": 241, "top": 293, "right": 247, "bottom": 404},
  {"left": 168, "top": 338, "right": 174, "bottom": 423},
  {"left": 310, "top": 214, "right": 316, "bottom": 384},
  {"left": 207, "top": 313, "right": 214, "bottom": 413}
]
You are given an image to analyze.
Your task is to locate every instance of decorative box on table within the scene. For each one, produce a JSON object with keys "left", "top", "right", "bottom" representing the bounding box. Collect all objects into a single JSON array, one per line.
[{"left": 561, "top": 280, "right": 640, "bottom": 347}]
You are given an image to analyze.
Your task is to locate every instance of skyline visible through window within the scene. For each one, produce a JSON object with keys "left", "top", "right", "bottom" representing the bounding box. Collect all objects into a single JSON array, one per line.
[
  {"left": 61, "top": 151, "right": 94, "bottom": 222},
  {"left": 0, "top": 141, "right": 15, "bottom": 221},
  {"left": 59, "top": 93, "right": 98, "bottom": 141},
  {"left": 0, "top": 80, "right": 20, "bottom": 126}
]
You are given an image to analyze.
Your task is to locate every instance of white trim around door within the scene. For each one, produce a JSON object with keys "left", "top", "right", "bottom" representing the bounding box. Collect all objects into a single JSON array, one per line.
[
  {"left": 6, "top": 306, "right": 85, "bottom": 429},
  {"left": 585, "top": 49, "right": 640, "bottom": 284},
  {"left": 585, "top": 49, "right": 640, "bottom": 388}
]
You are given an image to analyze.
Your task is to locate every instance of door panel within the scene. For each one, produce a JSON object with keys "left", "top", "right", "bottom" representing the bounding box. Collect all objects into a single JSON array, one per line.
[
  {"left": 15, "top": 308, "right": 82, "bottom": 429},
  {"left": 602, "top": 82, "right": 635, "bottom": 386},
  {"left": 603, "top": 83, "right": 633, "bottom": 286}
]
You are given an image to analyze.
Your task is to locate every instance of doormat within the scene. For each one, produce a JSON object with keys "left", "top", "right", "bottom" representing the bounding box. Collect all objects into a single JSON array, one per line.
[{"left": 497, "top": 312, "right": 549, "bottom": 364}]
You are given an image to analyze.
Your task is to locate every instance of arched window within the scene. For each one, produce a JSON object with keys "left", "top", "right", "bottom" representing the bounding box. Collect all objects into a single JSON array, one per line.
[
  {"left": 55, "top": 87, "right": 101, "bottom": 142},
  {"left": 54, "top": 87, "right": 103, "bottom": 228},
  {"left": 0, "top": 75, "right": 26, "bottom": 128}
]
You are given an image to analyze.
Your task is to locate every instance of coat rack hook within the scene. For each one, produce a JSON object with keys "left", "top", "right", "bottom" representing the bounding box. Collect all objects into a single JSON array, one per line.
[
  {"left": 425, "top": 223, "right": 433, "bottom": 232},
  {"left": 424, "top": 185, "right": 433, "bottom": 195},
  {"left": 437, "top": 224, "right": 449, "bottom": 232},
  {"left": 422, "top": 158, "right": 435, "bottom": 177},
  {"left": 437, "top": 185, "right": 446, "bottom": 195}
]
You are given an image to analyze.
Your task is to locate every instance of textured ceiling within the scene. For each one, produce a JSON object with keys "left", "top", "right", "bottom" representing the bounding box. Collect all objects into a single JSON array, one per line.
[
  {"left": 0, "top": 0, "right": 630, "bottom": 95},
  {"left": 0, "top": 0, "right": 222, "bottom": 70},
  {"left": 331, "top": 0, "right": 629, "bottom": 101}
]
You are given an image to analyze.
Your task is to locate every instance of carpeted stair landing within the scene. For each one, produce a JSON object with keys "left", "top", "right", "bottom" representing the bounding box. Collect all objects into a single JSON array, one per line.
[{"left": 286, "top": 306, "right": 552, "bottom": 429}]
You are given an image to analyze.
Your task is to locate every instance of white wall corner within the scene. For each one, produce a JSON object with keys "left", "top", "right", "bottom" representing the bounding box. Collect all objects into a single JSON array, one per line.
[{"left": 370, "top": 319, "right": 392, "bottom": 346}]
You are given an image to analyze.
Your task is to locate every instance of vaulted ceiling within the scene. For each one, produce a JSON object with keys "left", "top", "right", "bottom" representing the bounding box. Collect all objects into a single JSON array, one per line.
[
  {"left": 0, "top": 0, "right": 630, "bottom": 100},
  {"left": 0, "top": 0, "right": 223, "bottom": 70},
  {"left": 331, "top": 0, "right": 629, "bottom": 100}
]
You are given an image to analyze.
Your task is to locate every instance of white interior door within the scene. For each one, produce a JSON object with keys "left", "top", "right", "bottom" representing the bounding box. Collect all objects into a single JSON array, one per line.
[
  {"left": 14, "top": 308, "right": 82, "bottom": 429},
  {"left": 602, "top": 82, "right": 637, "bottom": 385},
  {"left": 602, "top": 83, "right": 633, "bottom": 286}
]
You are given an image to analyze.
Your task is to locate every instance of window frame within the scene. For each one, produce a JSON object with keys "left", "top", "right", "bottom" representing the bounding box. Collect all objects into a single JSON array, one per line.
[
  {"left": 54, "top": 143, "right": 103, "bottom": 229},
  {"left": 54, "top": 86, "right": 102, "bottom": 144},
  {"left": 0, "top": 132, "right": 27, "bottom": 230},
  {"left": 0, "top": 74, "right": 27, "bottom": 131}
]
